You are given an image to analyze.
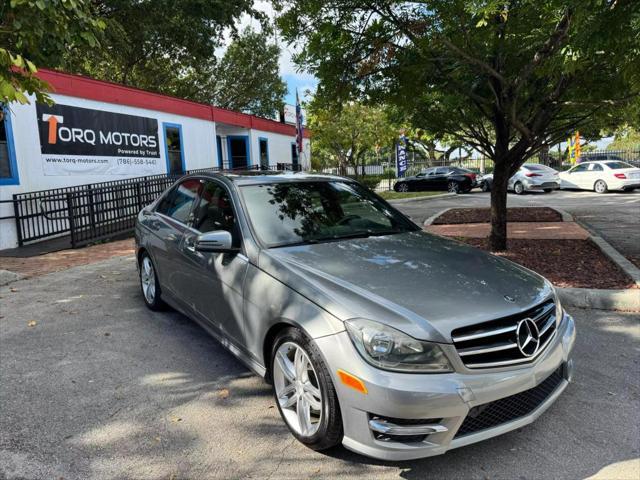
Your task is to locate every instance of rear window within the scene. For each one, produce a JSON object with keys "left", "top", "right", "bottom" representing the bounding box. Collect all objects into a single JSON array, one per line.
[{"left": 604, "top": 161, "right": 634, "bottom": 170}]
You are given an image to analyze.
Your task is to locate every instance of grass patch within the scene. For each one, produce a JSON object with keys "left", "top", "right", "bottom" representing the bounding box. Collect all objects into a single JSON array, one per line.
[{"left": 377, "top": 191, "right": 444, "bottom": 200}]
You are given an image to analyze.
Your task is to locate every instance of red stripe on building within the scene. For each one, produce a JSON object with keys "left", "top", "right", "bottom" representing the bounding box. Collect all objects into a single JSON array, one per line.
[{"left": 37, "top": 69, "right": 310, "bottom": 138}]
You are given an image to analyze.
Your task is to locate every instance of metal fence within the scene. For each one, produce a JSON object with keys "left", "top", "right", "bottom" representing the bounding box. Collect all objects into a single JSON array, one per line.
[{"left": 3, "top": 163, "right": 302, "bottom": 249}]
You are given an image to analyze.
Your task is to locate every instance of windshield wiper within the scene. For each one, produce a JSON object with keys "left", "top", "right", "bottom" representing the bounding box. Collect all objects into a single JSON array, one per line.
[{"left": 313, "top": 231, "right": 373, "bottom": 242}]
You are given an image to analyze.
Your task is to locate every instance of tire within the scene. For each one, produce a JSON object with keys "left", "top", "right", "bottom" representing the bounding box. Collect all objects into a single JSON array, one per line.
[
  {"left": 271, "top": 327, "right": 343, "bottom": 451},
  {"left": 447, "top": 181, "right": 460, "bottom": 194},
  {"left": 395, "top": 182, "right": 409, "bottom": 193},
  {"left": 594, "top": 180, "right": 608, "bottom": 194},
  {"left": 622, "top": 188, "right": 635, "bottom": 193},
  {"left": 514, "top": 182, "right": 525, "bottom": 195},
  {"left": 139, "top": 252, "right": 167, "bottom": 311},
  {"left": 481, "top": 181, "right": 491, "bottom": 192},
  {"left": 543, "top": 189, "right": 553, "bottom": 193}
]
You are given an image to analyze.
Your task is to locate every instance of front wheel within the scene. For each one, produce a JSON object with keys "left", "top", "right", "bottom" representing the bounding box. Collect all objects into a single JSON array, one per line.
[
  {"left": 447, "top": 181, "right": 460, "bottom": 194},
  {"left": 271, "top": 327, "right": 343, "bottom": 451},
  {"left": 594, "top": 180, "right": 608, "bottom": 194}
]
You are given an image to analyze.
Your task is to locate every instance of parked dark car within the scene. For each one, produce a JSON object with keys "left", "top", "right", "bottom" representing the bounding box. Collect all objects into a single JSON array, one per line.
[{"left": 394, "top": 166, "right": 476, "bottom": 194}]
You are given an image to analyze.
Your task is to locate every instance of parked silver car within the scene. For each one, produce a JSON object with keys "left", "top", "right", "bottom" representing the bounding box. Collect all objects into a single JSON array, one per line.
[
  {"left": 135, "top": 171, "right": 575, "bottom": 461},
  {"left": 480, "top": 164, "right": 560, "bottom": 194}
]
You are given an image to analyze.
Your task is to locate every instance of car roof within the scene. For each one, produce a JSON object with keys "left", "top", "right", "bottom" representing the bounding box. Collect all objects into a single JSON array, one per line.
[{"left": 182, "top": 170, "right": 350, "bottom": 186}]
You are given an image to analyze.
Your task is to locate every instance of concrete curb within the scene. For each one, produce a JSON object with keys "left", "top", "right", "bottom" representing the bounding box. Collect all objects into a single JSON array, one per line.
[
  {"left": 387, "top": 192, "right": 455, "bottom": 205},
  {"left": 424, "top": 207, "right": 452, "bottom": 226},
  {"left": 557, "top": 287, "right": 640, "bottom": 312},
  {"left": 0, "top": 269, "right": 21, "bottom": 286},
  {"left": 549, "top": 207, "right": 574, "bottom": 222},
  {"left": 590, "top": 235, "right": 640, "bottom": 288},
  {"left": 423, "top": 205, "right": 574, "bottom": 227}
]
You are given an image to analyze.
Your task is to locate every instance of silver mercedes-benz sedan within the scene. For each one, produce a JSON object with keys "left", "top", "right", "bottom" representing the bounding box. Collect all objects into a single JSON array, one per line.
[{"left": 135, "top": 171, "right": 576, "bottom": 461}]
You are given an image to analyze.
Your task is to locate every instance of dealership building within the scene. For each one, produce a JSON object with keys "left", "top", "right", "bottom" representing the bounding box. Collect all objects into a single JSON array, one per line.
[{"left": 0, "top": 69, "right": 310, "bottom": 250}]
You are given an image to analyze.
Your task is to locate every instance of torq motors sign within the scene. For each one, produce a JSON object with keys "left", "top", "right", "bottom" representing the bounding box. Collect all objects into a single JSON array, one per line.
[{"left": 36, "top": 103, "right": 163, "bottom": 176}]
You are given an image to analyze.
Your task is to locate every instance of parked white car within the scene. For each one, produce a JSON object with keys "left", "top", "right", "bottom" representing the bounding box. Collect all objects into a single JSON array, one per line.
[{"left": 559, "top": 160, "right": 640, "bottom": 193}]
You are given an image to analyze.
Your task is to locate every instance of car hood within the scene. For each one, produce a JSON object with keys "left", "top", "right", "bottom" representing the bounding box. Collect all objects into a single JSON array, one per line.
[{"left": 259, "top": 231, "right": 553, "bottom": 343}]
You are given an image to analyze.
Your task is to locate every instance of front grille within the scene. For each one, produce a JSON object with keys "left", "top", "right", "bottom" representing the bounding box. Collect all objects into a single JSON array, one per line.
[
  {"left": 452, "top": 299, "right": 557, "bottom": 369},
  {"left": 454, "top": 367, "right": 564, "bottom": 438}
]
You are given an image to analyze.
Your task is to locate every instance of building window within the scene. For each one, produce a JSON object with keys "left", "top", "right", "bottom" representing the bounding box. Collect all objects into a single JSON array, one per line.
[
  {"left": 0, "top": 111, "right": 19, "bottom": 185},
  {"left": 291, "top": 143, "right": 299, "bottom": 169},
  {"left": 259, "top": 137, "right": 269, "bottom": 170},
  {"left": 163, "top": 123, "right": 185, "bottom": 175},
  {"left": 227, "top": 136, "right": 250, "bottom": 170}
]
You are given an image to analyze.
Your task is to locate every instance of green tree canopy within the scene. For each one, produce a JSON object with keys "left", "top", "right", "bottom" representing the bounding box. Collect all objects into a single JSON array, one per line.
[
  {"left": 1, "top": 0, "right": 104, "bottom": 107},
  {"left": 171, "top": 28, "right": 288, "bottom": 117},
  {"left": 308, "top": 100, "right": 396, "bottom": 174},
  {"left": 277, "top": 0, "right": 640, "bottom": 249}
]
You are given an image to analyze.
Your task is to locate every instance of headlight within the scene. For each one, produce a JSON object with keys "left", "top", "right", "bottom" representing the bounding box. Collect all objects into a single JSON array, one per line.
[
  {"left": 554, "top": 291, "right": 564, "bottom": 326},
  {"left": 344, "top": 318, "right": 453, "bottom": 373}
]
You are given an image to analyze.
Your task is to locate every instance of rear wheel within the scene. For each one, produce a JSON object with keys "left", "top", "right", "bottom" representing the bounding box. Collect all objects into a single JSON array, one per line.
[
  {"left": 395, "top": 182, "right": 409, "bottom": 193},
  {"left": 514, "top": 182, "right": 525, "bottom": 195},
  {"left": 594, "top": 180, "right": 608, "bottom": 194},
  {"left": 481, "top": 181, "right": 491, "bottom": 192},
  {"left": 271, "top": 327, "right": 342, "bottom": 451},
  {"left": 139, "top": 253, "right": 166, "bottom": 311},
  {"left": 447, "top": 181, "right": 460, "bottom": 194}
]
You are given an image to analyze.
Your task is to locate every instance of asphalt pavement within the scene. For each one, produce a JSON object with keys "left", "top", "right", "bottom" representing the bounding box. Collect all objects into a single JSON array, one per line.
[
  {"left": 393, "top": 189, "right": 640, "bottom": 263},
  {"left": 1, "top": 255, "right": 639, "bottom": 480}
]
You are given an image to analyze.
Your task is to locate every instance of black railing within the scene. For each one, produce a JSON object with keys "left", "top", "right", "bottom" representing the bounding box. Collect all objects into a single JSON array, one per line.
[{"left": 3, "top": 163, "right": 302, "bottom": 249}]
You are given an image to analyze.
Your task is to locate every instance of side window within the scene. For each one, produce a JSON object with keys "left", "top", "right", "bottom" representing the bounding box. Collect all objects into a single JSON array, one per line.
[
  {"left": 571, "top": 164, "right": 589, "bottom": 173},
  {"left": 435, "top": 167, "right": 448, "bottom": 175},
  {"left": 192, "top": 181, "right": 241, "bottom": 245},
  {"left": 588, "top": 163, "right": 603, "bottom": 171},
  {"left": 156, "top": 179, "right": 201, "bottom": 224}
]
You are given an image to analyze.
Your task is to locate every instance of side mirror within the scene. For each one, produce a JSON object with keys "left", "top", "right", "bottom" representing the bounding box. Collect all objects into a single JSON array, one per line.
[{"left": 195, "top": 230, "right": 237, "bottom": 253}]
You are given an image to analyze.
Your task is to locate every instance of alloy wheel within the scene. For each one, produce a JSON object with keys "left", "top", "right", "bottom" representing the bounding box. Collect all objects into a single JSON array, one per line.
[
  {"left": 595, "top": 180, "right": 607, "bottom": 194},
  {"left": 140, "top": 256, "right": 156, "bottom": 304},
  {"left": 273, "top": 342, "right": 323, "bottom": 437},
  {"left": 448, "top": 181, "right": 459, "bottom": 193},
  {"left": 397, "top": 183, "right": 409, "bottom": 192},
  {"left": 514, "top": 182, "right": 524, "bottom": 194}
]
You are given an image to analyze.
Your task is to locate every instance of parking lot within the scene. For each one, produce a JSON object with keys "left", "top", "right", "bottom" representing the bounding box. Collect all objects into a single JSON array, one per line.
[
  {"left": 395, "top": 189, "right": 640, "bottom": 265},
  {"left": 1, "top": 254, "right": 639, "bottom": 480}
]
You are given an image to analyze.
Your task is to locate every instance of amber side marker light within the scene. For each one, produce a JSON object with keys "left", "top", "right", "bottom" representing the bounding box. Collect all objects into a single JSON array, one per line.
[{"left": 337, "top": 369, "right": 368, "bottom": 394}]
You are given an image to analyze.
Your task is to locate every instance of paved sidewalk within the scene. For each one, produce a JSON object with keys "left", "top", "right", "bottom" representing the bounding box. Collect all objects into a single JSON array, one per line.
[
  {"left": 425, "top": 221, "right": 590, "bottom": 239},
  {"left": 0, "top": 238, "right": 134, "bottom": 279}
]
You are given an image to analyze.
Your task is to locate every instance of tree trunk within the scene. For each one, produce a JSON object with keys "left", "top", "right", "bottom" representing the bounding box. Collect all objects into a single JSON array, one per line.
[{"left": 489, "top": 161, "right": 510, "bottom": 251}]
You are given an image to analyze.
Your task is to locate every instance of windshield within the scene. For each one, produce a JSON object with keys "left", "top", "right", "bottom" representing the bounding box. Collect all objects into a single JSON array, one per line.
[
  {"left": 605, "top": 161, "right": 634, "bottom": 169},
  {"left": 239, "top": 181, "right": 419, "bottom": 247}
]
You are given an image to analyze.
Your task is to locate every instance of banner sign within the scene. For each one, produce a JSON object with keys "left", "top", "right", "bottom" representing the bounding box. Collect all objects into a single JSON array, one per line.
[
  {"left": 36, "top": 103, "right": 163, "bottom": 176},
  {"left": 396, "top": 135, "right": 408, "bottom": 177}
]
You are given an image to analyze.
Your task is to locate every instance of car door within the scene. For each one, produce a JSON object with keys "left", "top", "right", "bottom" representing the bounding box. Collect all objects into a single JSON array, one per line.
[
  {"left": 585, "top": 163, "right": 604, "bottom": 189},
  {"left": 179, "top": 180, "right": 248, "bottom": 346},
  {"left": 432, "top": 167, "right": 450, "bottom": 190},
  {"left": 152, "top": 178, "right": 202, "bottom": 300},
  {"left": 562, "top": 163, "right": 590, "bottom": 189}
]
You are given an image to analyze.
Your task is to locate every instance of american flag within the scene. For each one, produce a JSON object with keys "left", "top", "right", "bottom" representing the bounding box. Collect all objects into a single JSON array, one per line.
[{"left": 295, "top": 90, "right": 304, "bottom": 154}]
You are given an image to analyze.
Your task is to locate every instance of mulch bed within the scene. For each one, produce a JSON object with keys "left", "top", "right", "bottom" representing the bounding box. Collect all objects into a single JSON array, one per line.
[
  {"left": 434, "top": 207, "right": 562, "bottom": 224},
  {"left": 457, "top": 238, "right": 636, "bottom": 289}
]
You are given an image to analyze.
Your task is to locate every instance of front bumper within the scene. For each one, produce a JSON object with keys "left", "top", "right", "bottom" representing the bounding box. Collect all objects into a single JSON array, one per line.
[{"left": 315, "top": 312, "right": 576, "bottom": 461}]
